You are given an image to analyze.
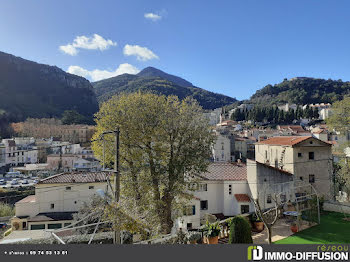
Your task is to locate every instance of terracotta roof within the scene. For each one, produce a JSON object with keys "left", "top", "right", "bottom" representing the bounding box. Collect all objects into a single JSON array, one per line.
[
  {"left": 17, "top": 195, "right": 36, "bottom": 204},
  {"left": 234, "top": 194, "right": 251, "bottom": 202},
  {"left": 38, "top": 172, "right": 109, "bottom": 184},
  {"left": 256, "top": 136, "right": 312, "bottom": 146},
  {"left": 197, "top": 162, "right": 247, "bottom": 181}
]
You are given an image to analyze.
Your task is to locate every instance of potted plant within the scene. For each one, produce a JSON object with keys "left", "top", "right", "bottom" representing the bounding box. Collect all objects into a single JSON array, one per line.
[
  {"left": 203, "top": 222, "right": 221, "bottom": 244},
  {"left": 186, "top": 231, "right": 202, "bottom": 244},
  {"left": 290, "top": 222, "right": 298, "bottom": 233},
  {"left": 252, "top": 214, "right": 264, "bottom": 232}
]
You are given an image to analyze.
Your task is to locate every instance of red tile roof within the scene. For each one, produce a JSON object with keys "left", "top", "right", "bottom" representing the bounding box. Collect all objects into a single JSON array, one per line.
[
  {"left": 234, "top": 194, "right": 251, "bottom": 202},
  {"left": 38, "top": 172, "right": 110, "bottom": 184},
  {"left": 197, "top": 162, "right": 247, "bottom": 181},
  {"left": 257, "top": 136, "right": 312, "bottom": 146}
]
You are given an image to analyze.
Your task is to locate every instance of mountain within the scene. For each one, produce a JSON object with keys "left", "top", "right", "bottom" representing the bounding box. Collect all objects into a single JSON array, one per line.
[
  {"left": 92, "top": 67, "right": 237, "bottom": 110},
  {"left": 0, "top": 51, "right": 99, "bottom": 121},
  {"left": 137, "top": 66, "right": 193, "bottom": 87},
  {"left": 247, "top": 77, "right": 350, "bottom": 106}
]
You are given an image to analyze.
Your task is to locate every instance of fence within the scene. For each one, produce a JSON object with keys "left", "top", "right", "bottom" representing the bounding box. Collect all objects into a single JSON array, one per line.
[{"left": 324, "top": 201, "right": 350, "bottom": 215}]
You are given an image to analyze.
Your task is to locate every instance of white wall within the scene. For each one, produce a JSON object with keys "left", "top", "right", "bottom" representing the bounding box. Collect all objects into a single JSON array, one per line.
[{"left": 15, "top": 182, "right": 108, "bottom": 218}]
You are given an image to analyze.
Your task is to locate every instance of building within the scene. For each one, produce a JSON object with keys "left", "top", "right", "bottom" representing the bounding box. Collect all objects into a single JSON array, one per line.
[
  {"left": 255, "top": 136, "right": 333, "bottom": 199},
  {"left": 319, "top": 108, "right": 332, "bottom": 120},
  {"left": 278, "top": 103, "right": 298, "bottom": 112},
  {"left": 178, "top": 162, "right": 254, "bottom": 231},
  {"left": 12, "top": 119, "right": 95, "bottom": 144},
  {"left": 312, "top": 129, "right": 329, "bottom": 142},
  {"left": 234, "top": 137, "right": 255, "bottom": 161},
  {"left": 211, "top": 132, "right": 233, "bottom": 162},
  {"left": 247, "top": 159, "right": 294, "bottom": 209},
  {"left": 1, "top": 138, "right": 38, "bottom": 167},
  {"left": 11, "top": 172, "right": 109, "bottom": 231}
]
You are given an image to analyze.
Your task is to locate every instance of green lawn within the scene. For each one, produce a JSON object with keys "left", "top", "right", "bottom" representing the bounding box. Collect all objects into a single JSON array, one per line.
[{"left": 275, "top": 212, "right": 350, "bottom": 244}]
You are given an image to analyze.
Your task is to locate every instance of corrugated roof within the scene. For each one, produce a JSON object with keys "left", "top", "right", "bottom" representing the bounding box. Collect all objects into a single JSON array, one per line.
[
  {"left": 197, "top": 162, "right": 246, "bottom": 181},
  {"left": 234, "top": 194, "right": 251, "bottom": 202},
  {"left": 38, "top": 172, "right": 109, "bottom": 184}
]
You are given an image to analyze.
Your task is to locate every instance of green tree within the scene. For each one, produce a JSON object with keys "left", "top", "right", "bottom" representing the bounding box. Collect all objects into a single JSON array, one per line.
[
  {"left": 327, "top": 96, "right": 350, "bottom": 199},
  {"left": 92, "top": 93, "right": 214, "bottom": 234},
  {"left": 61, "top": 110, "right": 88, "bottom": 125},
  {"left": 228, "top": 216, "right": 253, "bottom": 243}
]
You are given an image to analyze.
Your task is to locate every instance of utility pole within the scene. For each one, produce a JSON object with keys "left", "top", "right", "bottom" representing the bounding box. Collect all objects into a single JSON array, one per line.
[
  {"left": 96, "top": 129, "right": 121, "bottom": 244},
  {"left": 58, "top": 145, "right": 62, "bottom": 172},
  {"left": 113, "top": 128, "right": 121, "bottom": 244}
]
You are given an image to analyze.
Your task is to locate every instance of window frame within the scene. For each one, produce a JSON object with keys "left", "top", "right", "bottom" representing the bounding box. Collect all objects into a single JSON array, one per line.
[{"left": 200, "top": 200, "right": 208, "bottom": 210}]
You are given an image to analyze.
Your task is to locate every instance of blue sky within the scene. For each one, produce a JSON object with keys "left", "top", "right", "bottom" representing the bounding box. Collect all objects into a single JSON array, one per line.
[{"left": 1, "top": 0, "right": 350, "bottom": 100}]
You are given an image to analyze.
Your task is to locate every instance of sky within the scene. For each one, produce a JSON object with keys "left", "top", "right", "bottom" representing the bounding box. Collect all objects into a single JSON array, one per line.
[{"left": 1, "top": 0, "right": 350, "bottom": 100}]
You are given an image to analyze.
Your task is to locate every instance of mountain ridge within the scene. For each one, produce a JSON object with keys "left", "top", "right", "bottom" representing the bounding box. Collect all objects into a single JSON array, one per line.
[
  {"left": 92, "top": 67, "right": 237, "bottom": 110},
  {"left": 0, "top": 51, "right": 99, "bottom": 121}
]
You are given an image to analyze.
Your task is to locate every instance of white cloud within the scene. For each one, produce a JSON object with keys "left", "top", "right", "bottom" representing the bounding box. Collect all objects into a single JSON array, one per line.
[
  {"left": 59, "top": 34, "right": 117, "bottom": 56},
  {"left": 67, "top": 64, "right": 140, "bottom": 81},
  {"left": 144, "top": 12, "right": 162, "bottom": 21},
  {"left": 123, "top": 44, "right": 159, "bottom": 61}
]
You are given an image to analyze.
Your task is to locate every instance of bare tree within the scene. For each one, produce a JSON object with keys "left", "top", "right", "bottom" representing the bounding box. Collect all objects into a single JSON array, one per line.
[{"left": 251, "top": 193, "right": 279, "bottom": 244}]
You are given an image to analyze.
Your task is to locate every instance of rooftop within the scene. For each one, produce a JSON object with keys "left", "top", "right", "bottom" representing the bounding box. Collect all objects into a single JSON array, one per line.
[
  {"left": 38, "top": 172, "right": 109, "bottom": 184},
  {"left": 27, "top": 212, "right": 77, "bottom": 222},
  {"left": 17, "top": 195, "right": 36, "bottom": 204},
  {"left": 234, "top": 194, "right": 251, "bottom": 202},
  {"left": 196, "top": 162, "right": 246, "bottom": 181},
  {"left": 257, "top": 136, "right": 312, "bottom": 146}
]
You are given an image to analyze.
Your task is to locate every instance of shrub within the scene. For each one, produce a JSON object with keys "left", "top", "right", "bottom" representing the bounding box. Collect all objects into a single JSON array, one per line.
[
  {"left": 0, "top": 202, "right": 14, "bottom": 217},
  {"left": 186, "top": 231, "right": 202, "bottom": 243},
  {"left": 228, "top": 216, "right": 253, "bottom": 244}
]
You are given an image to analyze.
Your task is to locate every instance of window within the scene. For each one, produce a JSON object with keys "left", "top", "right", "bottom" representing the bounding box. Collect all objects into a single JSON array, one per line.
[
  {"left": 184, "top": 205, "right": 196, "bottom": 216},
  {"left": 31, "top": 224, "right": 45, "bottom": 230},
  {"left": 200, "top": 200, "right": 208, "bottom": 210},
  {"left": 298, "top": 153, "right": 302, "bottom": 158},
  {"left": 265, "top": 150, "right": 268, "bottom": 159},
  {"left": 300, "top": 176, "right": 303, "bottom": 181},
  {"left": 309, "top": 174, "right": 315, "bottom": 183},
  {"left": 66, "top": 186, "right": 71, "bottom": 190},
  {"left": 241, "top": 205, "right": 249, "bottom": 214},
  {"left": 187, "top": 223, "right": 193, "bottom": 230},
  {"left": 309, "top": 152, "right": 314, "bottom": 160},
  {"left": 228, "top": 184, "right": 232, "bottom": 195},
  {"left": 281, "top": 194, "right": 287, "bottom": 203},
  {"left": 198, "top": 183, "right": 207, "bottom": 192},
  {"left": 50, "top": 203, "right": 54, "bottom": 209},
  {"left": 267, "top": 194, "right": 272, "bottom": 204},
  {"left": 64, "top": 223, "right": 71, "bottom": 227},
  {"left": 48, "top": 223, "right": 62, "bottom": 229},
  {"left": 89, "top": 186, "right": 94, "bottom": 190}
]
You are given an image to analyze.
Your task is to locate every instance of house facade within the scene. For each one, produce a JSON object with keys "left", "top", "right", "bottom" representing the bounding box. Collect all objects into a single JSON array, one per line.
[
  {"left": 255, "top": 136, "right": 333, "bottom": 199},
  {"left": 12, "top": 172, "right": 109, "bottom": 231},
  {"left": 177, "top": 162, "right": 254, "bottom": 231}
]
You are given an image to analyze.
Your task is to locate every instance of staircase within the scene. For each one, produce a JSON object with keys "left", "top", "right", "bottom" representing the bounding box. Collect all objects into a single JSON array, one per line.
[{"left": 279, "top": 147, "right": 286, "bottom": 168}]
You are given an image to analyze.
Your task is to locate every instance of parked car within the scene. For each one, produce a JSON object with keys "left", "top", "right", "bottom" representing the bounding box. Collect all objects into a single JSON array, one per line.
[
  {"left": 0, "top": 223, "right": 7, "bottom": 229},
  {"left": 33, "top": 179, "right": 39, "bottom": 184},
  {"left": 11, "top": 179, "right": 18, "bottom": 185},
  {"left": 0, "top": 179, "right": 6, "bottom": 185},
  {"left": 21, "top": 179, "right": 29, "bottom": 184}
]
